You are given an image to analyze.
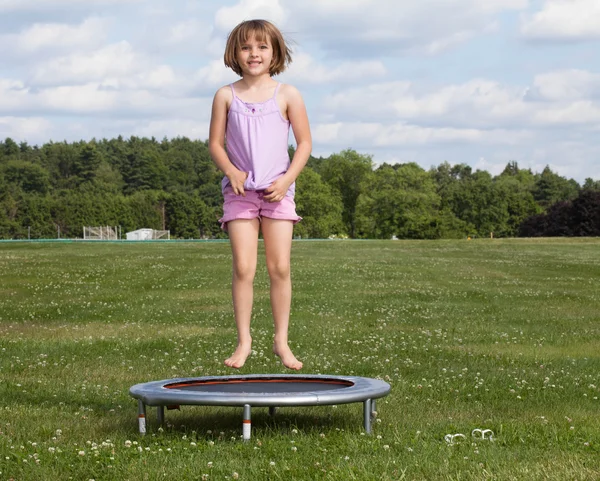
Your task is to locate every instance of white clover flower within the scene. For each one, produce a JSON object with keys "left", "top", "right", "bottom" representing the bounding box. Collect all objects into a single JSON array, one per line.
[{"left": 78, "top": 451, "right": 85, "bottom": 456}]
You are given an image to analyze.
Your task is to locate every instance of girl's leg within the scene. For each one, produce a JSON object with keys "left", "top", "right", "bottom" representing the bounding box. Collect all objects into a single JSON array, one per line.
[
  {"left": 261, "top": 217, "right": 303, "bottom": 370},
  {"left": 225, "top": 218, "right": 260, "bottom": 368}
]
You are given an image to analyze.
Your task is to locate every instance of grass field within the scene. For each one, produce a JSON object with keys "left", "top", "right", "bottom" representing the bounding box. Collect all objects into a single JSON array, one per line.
[{"left": 0, "top": 238, "right": 599, "bottom": 480}]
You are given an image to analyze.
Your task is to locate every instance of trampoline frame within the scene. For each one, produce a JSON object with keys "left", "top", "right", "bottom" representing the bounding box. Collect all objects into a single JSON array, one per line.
[{"left": 129, "top": 374, "right": 391, "bottom": 440}]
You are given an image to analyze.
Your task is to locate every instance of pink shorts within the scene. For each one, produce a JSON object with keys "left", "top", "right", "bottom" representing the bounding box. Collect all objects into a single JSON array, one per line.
[{"left": 219, "top": 188, "right": 302, "bottom": 231}]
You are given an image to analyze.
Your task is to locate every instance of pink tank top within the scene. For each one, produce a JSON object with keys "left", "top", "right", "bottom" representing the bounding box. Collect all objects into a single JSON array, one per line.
[{"left": 222, "top": 83, "right": 294, "bottom": 196}]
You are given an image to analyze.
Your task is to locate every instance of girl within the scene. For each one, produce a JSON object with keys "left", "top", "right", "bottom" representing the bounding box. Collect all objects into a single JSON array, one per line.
[{"left": 208, "top": 19, "right": 312, "bottom": 370}]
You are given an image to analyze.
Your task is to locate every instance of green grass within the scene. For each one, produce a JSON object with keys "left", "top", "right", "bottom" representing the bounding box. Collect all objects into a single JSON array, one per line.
[{"left": 0, "top": 238, "right": 599, "bottom": 480}]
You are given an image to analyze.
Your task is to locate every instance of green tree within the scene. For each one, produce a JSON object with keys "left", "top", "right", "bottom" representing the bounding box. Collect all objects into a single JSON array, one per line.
[
  {"left": 18, "top": 194, "right": 55, "bottom": 238},
  {"left": 123, "top": 148, "right": 168, "bottom": 193},
  {"left": 2, "top": 160, "right": 50, "bottom": 194},
  {"left": 355, "top": 163, "right": 445, "bottom": 239},
  {"left": 533, "top": 166, "right": 580, "bottom": 208},
  {"left": 95, "top": 161, "right": 125, "bottom": 194},
  {"left": 163, "top": 149, "right": 198, "bottom": 192},
  {"left": 2, "top": 137, "right": 20, "bottom": 158},
  {"left": 72, "top": 143, "right": 102, "bottom": 186},
  {"left": 125, "top": 190, "right": 165, "bottom": 231},
  {"left": 582, "top": 178, "right": 600, "bottom": 191},
  {"left": 493, "top": 175, "right": 541, "bottom": 236},
  {"left": 320, "top": 149, "right": 373, "bottom": 238},
  {"left": 165, "top": 192, "right": 212, "bottom": 238},
  {"left": 294, "top": 167, "right": 345, "bottom": 238},
  {"left": 40, "top": 141, "right": 79, "bottom": 189}
]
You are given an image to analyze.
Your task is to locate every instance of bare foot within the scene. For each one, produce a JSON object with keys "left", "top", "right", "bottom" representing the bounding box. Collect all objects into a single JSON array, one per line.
[
  {"left": 224, "top": 342, "right": 252, "bottom": 368},
  {"left": 273, "top": 344, "right": 303, "bottom": 370}
]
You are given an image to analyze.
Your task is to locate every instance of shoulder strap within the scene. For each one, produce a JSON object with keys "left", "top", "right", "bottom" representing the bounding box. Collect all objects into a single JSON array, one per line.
[
  {"left": 230, "top": 84, "right": 238, "bottom": 99},
  {"left": 273, "top": 82, "right": 282, "bottom": 98}
]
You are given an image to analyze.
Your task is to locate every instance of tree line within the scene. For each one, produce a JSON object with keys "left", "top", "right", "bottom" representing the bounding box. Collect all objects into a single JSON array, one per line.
[{"left": 1, "top": 136, "right": 599, "bottom": 240}]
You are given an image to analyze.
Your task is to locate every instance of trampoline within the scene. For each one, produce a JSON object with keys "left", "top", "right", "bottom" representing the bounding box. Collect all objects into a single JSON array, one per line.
[{"left": 129, "top": 374, "right": 391, "bottom": 440}]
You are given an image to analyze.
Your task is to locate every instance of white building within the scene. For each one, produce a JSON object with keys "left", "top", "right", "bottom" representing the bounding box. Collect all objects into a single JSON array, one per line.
[{"left": 126, "top": 228, "right": 170, "bottom": 240}]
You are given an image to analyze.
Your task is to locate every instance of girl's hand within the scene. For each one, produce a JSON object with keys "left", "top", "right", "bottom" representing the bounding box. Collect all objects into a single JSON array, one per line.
[
  {"left": 264, "top": 177, "right": 291, "bottom": 203},
  {"left": 227, "top": 169, "right": 248, "bottom": 196}
]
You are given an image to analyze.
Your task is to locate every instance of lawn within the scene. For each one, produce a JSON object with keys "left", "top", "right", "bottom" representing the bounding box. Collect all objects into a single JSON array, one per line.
[{"left": 0, "top": 238, "right": 599, "bottom": 480}]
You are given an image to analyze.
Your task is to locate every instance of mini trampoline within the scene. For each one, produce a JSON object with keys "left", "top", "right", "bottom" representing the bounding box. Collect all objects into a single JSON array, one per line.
[{"left": 130, "top": 374, "right": 390, "bottom": 440}]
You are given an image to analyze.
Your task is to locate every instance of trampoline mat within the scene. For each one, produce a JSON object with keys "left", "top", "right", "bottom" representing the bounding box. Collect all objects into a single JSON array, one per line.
[{"left": 165, "top": 379, "right": 354, "bottom": 394}]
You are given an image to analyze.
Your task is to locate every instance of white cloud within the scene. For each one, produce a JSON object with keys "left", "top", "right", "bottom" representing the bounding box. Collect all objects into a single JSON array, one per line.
[
  {"left": 313, "top": 121, "right": 531, "bottom": 148},
  {"left": 214, "top": 0, "right": 527, "bottom": 56},
  {"left": 193, "top": 59, "right": 239, "bottom": 90},
  {"left": 0, "top": 116, "right": 54, "bottom": 141},
  {"left": 282, "top": 52, "right": 386, "bottom": 85},
  {"left": 521, "top": 0, "right": 600, "bottom": 40},
  {"left": 0, "top": 78, "right": 211, "bottom": 118},
  {"left": 0, "top": 0, "right": 142, "bottom": 12},
  {"left": 30, "top": 42, "right": 146, "bottom": 86},
  {"left": 0, "top": 17, "right": 107, "bottom": 56},
  {"left": 324, "top": 80, "right": 529, "bottom": 127},
  {"left": 323, "top": 73, "right": 600, "bottom": 130},
  {"left": 214, "top": 0, "right": 287, "bottom": 32},
  {"left": 165, "top": 19, "right": 208, "bottom": 46},
  {"left": 527, "top": 69, "right": 600, "bottom": 101},
  {"left": 132, "top": 119, "right": 210, "bottom": 140},
  {"left": 533, "top": 101, "right": 600, "bottom": 125},
  {"left": 285, "top": 0, "right": 528, "bottom": 55}
]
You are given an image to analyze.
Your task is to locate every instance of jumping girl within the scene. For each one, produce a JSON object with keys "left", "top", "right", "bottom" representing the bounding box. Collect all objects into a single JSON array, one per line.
[{"left": 208, "top": 19, "right": 312, "bottom": 370}]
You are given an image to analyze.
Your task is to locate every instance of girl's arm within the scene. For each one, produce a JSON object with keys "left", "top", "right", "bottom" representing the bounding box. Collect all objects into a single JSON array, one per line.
[
  {"left": 208, "top": 86, "right": 248, "bottom": 196},
  {"left": 264, "top": 85, "right": 312, "bottom": 202}
]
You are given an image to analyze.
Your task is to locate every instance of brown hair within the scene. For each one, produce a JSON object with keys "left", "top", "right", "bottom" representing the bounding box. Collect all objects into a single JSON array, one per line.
[{"left": 224, "top": 19, "right": 292, "bottom": 77}]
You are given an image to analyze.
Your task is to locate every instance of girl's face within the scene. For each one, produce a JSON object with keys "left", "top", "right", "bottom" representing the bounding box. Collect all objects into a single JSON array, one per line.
[{"left": 237, "top": 34, "right": 273, "bottom": 77}]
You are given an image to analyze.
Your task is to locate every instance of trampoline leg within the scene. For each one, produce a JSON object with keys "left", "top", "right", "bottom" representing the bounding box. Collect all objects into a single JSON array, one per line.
[
  {"left": 157, "top": 405, "right": 165, "bottom": 426},
  {"left": 243, "top": 404, "right": 251, "bottom": 442},
  {"left": 269, "top": 406, "right": 277, "bottom": 417},
  {"left": 138, "top": 400, "right": 147, "bottom": 435},
  {"left": 363, "top": 399, "right": 372, "bottom": 434}
]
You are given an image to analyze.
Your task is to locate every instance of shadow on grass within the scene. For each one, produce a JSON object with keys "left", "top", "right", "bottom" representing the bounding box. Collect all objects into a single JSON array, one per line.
[{"left": 117, "top": 405, "right": 366, "bottom": 439}]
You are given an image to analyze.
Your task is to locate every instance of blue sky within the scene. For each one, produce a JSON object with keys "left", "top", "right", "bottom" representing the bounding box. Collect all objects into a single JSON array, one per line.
[{"left": 1, "top": 0, "right": 599, "bottom": 182}]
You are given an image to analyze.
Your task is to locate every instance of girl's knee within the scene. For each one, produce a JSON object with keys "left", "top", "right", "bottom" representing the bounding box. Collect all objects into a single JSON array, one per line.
[
  {"left": 233, "top": 261, "right": 256, "bottom": 281},
  {"left": 267, "top": 260, "right": 290, "bottom": 281}
]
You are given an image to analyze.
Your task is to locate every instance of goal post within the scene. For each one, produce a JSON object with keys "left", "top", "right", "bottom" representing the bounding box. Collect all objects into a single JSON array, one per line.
[{"left": 83, "top": 226, "right": 119, "bottom": 240}]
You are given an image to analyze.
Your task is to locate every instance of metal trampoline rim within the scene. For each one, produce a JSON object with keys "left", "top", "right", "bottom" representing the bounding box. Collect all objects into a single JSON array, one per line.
[{"left": 129, "top": 374, "right": 391, "bottom": 407}]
